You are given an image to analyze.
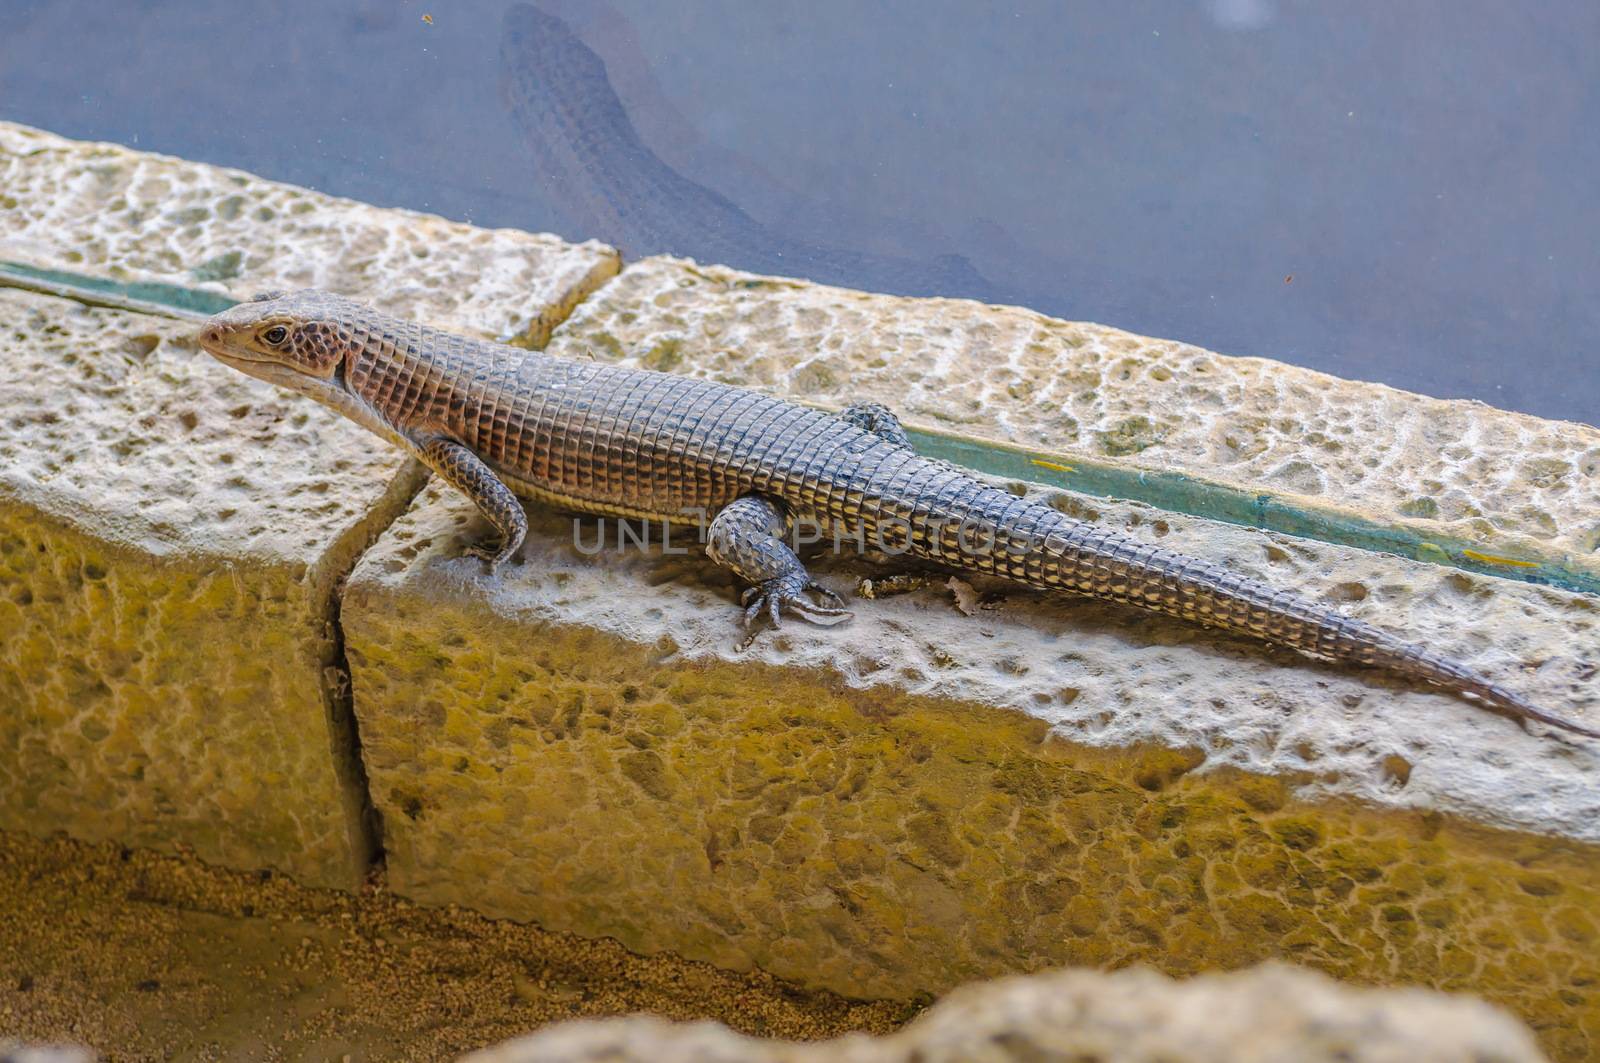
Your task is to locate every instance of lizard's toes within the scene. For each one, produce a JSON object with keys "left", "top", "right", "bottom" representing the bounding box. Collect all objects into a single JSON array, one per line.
[
  {"left": 742, "top": 590, "right": 768, "bottom": 628},
  {"left": 786, "top": 597, "right": 852, "bottom": 625},
  {"left": 739, "top": 576, "right": 853, "bottom": 630},
  {"left": 805, "top": 580, "right": 847, "bottom": 609},
  {"left": 463, "top": 538, "right": 514, "bottom": 570}
]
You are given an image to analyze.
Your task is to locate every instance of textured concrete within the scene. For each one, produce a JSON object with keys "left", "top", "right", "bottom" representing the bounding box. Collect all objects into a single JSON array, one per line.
[
  {"left": 0, "top": 124, "right": 618, "bottom": 888},
  {"left": 0, "top": 121, "right": 619, "bottom": 345},
  {"left": 463, "top": 962, "right": 1548, "bottom": 1063},
  {"left": 5, "top": 123, "right": 1597, "bottom": 1059},
  {"left": 339, "top": 246, "right": 1599, "bottom": 1063},
  {"left": 544, "top": 256, "right": 1600, "bottom": 567},
  {"left": 0, "top": 289, "right": 422, "bottom": 887},
  {"left": 344, "top": 472, "right": 1599, "bottom": 1056}
]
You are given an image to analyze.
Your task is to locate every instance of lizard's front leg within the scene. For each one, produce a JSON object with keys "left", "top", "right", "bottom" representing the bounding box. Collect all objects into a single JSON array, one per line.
[
  {"left": 418, "top": 437, "right": 528, "bottom": 569},
  {"left": 706, "top": 495, "right": 852, "bottom": 628}
]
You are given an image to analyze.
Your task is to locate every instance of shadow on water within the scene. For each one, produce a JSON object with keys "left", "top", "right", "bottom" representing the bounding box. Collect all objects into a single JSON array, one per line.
[{"left": 497, "top": 2, "right": 1001, "bottom": 302}]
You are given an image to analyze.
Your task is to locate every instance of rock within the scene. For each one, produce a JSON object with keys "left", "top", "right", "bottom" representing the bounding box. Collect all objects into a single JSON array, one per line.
[
  {"left": 0, "top": 125, "right": 616, "bottom": 886},
  {"left": 0, "top": 121, "right": 619, "bottom": 344},
  {"left": 341, "top": 260, "right": 1597, "bottom": 1060},
  {"left": 0, "top": 1045, "right": 97, "bottom": 1063},
  {"left": 0, "top": 289, "right": 418, "bottom": 886},
  {"left": 461, "top": 962, "right": 1548, "bottom": 1063},
  {"left": 343, "top": 472, "right": 1599, "bottom": 1049},
  {"left": 3, "top": 124, "right": 1595, "bottom": 1060}
]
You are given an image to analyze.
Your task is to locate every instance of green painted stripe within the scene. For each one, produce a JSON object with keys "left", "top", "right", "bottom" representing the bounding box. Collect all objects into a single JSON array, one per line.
[
  {"left": 4, "top": 259, "right": 1592, "bottom": 597},
  {"left": 0, "top": 259, "right": 232, "bottom": 319},
  {"left": 910, "top": 428, "right": 1597, "bottom": 597}
]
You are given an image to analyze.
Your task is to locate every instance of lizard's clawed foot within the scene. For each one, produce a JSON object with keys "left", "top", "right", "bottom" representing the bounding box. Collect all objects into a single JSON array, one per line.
[
  {"left": 741, "top": 574, "right": 852, "bottom": 629},
  {"left": 462, "top": 537, "right": 517, "bottom": 570}
]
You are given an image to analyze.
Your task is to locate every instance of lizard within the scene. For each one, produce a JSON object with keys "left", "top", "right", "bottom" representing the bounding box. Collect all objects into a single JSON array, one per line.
[{"left": 198, "top": 289, "right": 1597, "bottom": 740}]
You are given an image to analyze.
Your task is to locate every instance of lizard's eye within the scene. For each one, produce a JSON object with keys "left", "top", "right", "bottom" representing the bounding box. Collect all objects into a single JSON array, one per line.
[{"left": 262, "top": 325, "right": 289, "bottom": 346}]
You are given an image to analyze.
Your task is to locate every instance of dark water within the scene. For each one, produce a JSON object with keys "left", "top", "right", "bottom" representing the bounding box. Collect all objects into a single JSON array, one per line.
[{"left": 2, "top": 0, "right": 1595, "bottom": 425}]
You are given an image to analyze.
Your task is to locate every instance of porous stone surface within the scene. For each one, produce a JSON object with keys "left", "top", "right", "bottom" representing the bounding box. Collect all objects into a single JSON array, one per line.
[
  {"left": 463, "top": 962, "right": 1548, "bottom": 1063},
  {"left": 0, "top": 121, "right": 619, "bottom": 344},
  {"left": 0, "top": 289, "right": 424, "bottom": 887},
  {"left": 344, "top": 475, "right": 1599, "bottom": 1057},
  {"left": 544, "top": 256, "right": 1600, "bottom": 564},
  {"left": 0, "top": 123, "right": 621, "bottom": 888},
  {"left": 0, "top": 1046, "right": 96, "bottom": 1063}
]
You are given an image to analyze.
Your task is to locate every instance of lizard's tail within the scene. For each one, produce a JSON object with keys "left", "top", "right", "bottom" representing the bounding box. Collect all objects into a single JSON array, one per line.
[
  {"left": 1359, "top": 638, "right": 1600, "bottom": 740},
  {"left": 1122, "top": 552, "right": 1599, "bottom": 738},
  {"left": 919, "top": 495, "right": 1597, "bottom": 739}
]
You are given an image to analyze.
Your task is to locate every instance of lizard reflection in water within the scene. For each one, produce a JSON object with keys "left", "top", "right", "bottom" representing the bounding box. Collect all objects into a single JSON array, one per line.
[
  {"left": 497, "top": 2, "right": 999, "bottom": 302},
  {"left": 198, "top": 289, "right": 1598, "bottom": 742}
]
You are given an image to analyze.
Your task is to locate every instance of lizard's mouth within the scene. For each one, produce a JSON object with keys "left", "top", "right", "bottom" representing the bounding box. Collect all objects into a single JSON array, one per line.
[
  {"left": 206, "top": 348, "right": 278, "bottom": 367},
  {"left": 198, "top": 331, "right": 343, "bottom": 401}
]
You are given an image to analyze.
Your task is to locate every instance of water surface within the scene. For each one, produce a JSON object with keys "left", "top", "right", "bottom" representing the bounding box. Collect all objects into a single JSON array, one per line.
[{"left": 2, "top": 0, "right": 1594, "bottom": 425}]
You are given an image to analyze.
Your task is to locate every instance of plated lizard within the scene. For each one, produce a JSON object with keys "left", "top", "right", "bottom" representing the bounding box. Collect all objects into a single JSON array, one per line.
[{"left": 198, "top": 289, "right": 1596, "bottom": 740}]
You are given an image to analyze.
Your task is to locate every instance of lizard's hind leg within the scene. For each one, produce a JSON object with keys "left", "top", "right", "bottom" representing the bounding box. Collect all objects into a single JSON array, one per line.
[{"left": 706, "top": 495, "right": 852, "bottom": 628}]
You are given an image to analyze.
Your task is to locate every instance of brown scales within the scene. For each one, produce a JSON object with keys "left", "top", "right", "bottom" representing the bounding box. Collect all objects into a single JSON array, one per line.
[{"left": 197, "top": 290, "right": 1598, "bottom": 741}]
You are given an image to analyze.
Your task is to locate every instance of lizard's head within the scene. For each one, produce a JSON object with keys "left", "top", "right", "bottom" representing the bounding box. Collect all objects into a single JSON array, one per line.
[{"left": 198, "top": 289, "right": 365, "bottom": 397}]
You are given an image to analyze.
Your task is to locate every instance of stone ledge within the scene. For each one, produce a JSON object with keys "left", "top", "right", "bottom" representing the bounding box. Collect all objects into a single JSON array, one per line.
[
  {"left": 543, "top": 257, "right": 1600, "bottom": 586},
  {"left": 463, "top": 962, "right": 1548, "bottom": 1063},
  {"left": 2, "top": 124, "right": 1595, "bottom": 1059},
  {"left": 343, "top": 476, "right": 1598, "bottom": 1052},
  {"left": 0, "top": 121, "right": 620, "bottom": 344},
  {"left": 344, "top": 251, "right": 1598, "bottom": 1062},
  {"left": 0, "top": 289, "right": 423, "bottom": 887},
  {"left": 0, "top": 124, "right": 620, "bottom": 888}
]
